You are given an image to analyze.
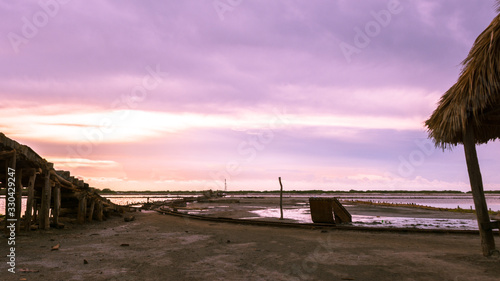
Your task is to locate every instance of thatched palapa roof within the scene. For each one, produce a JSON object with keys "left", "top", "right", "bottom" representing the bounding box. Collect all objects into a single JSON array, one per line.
[{"left": 425, "top": 13, "right": 500, "bottom": 148}]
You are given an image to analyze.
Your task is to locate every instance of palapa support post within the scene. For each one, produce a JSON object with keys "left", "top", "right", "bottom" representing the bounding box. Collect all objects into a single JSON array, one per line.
[
  {"left": 39, "top": 171, "right": 52, "bottom": 230},
  {"left": 14, "top": 168, "right": 23, "bottom": 233},
  {"left": 77, "top": 194, "right": 87, "bottom": 224},
  {"left": 279, "top": 177, "right": 283, "bottom": 220},
  {"left": 463, "top": 122, "right": 496, "bottom": 256},
  {"left": 87, "top": 198, "right": 95, "bottom": 222},
  {"left": 52, "top": 183, "right": 61, "bottom": 227},
  {"left": 24, "top": 168, "right": 37, "bottom": 231}
]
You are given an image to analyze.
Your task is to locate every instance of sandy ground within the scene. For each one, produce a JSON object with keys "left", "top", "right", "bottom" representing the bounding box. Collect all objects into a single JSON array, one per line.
[{"left": 1, "top": 199, "right": 500, "bottom": 281}]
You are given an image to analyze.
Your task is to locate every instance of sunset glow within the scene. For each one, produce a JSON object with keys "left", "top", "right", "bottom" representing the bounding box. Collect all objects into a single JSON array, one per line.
[{"left": 2, "top": 1, "right": 500, "bottom": 191}]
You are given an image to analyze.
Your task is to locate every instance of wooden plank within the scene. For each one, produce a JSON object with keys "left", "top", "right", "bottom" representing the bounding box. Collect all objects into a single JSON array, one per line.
[
  {"left": 309, "top": 198, "right": 335, "bottom": 224},
  {"left": 463, "top": 122, "right": 496, "bottom": 256},
  {"left": 39, "top": 172, "right": 52, "bottom": 230},
  {"left": 332, "top": 198, "right": 352, "bottom": 223},
  {"left": 24, "top": 169, "right": 37, "bottom": 231}
]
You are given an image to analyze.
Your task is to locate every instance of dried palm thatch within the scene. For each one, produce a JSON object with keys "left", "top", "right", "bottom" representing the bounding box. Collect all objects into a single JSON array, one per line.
[{"left": 425, "top": 13, "right": 500, "bottom": 148}]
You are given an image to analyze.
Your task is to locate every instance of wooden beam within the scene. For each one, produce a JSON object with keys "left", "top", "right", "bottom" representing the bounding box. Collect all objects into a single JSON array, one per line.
[
  {"left": 87, "top": 199, "right": 95, "bottom": 222},
  {"left": 279, "top": 177, "right": 283, "bottom": 220},
  {"left": 463, "top": 121, "right": 496, "bottom": 256},
  {"left": 77, "top": 194, "right": 87, "bottom": 224},
  {"left": 95, "top": 200, "right": 104, "bottom": 221},
  {"left": 52, "top": 184, "right": 61, "bottom": 226},
  {"left": 50, "top": 170, "right": 74, "bottom": 189},
  {"left": 332, "top": 197, "right": 352, "bottom": 223},
  {"left": 24, "top": 169, "right": 37, "bottom": 231},
  {"left": 0, "top": 150, "right": 15, "bottom": 160},
  {"left": 39, "top": 172, "right": 52, "bottom": 230}
]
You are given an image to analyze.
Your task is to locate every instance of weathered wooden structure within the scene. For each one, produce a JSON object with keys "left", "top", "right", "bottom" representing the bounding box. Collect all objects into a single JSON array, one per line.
[
  {"left": 308, "top": 197, "right": 351, "bottom": 224},
  {"left": 0, "top": 133, "right": 119, "bottom": 233}
]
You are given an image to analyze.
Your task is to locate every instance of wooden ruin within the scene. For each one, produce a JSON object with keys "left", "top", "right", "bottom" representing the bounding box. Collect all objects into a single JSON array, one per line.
[
  {"left": 309, "top": 197, "right": 352, "bottom": 224},
  {"left": 0, "top": 133, "right": 120, "bottom": 234}
]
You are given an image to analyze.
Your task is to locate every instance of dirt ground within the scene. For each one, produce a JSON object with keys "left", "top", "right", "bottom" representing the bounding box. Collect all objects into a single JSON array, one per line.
[{"left": 2, "top": 202, "right": 500, "bottom": 281}]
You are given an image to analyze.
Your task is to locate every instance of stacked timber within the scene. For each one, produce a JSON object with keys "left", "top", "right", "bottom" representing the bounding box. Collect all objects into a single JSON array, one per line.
[{"left": 0, "top": 133, "right": 121, "bottom": 233}]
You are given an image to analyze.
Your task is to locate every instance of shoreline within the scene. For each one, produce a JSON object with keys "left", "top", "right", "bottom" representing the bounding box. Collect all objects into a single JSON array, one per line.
[{"left": 170, "top": 196, "right": 481, "bottom": 230}]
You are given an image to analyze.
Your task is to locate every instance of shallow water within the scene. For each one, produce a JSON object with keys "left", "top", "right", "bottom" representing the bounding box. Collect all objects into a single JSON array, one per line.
[
  {"left": 0, "top": 193, "right": 497, "bottom": 231},
  {"left": 0, "top": 194, "right": 199, "bottom": 215},
  {"left": 227, "top": 193, "right": 500, "bottom": 212},
  {"left": 249, "top": 207, "right": 479, "bottom": 230}
]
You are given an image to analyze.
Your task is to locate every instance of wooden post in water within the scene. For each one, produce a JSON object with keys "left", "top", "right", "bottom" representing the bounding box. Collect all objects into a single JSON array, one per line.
[
  {"left": 24, "top": 168, "right": 37, "bottom": 231},
  {"left": 14, "top": 168, "right": 23, "bottom": 233},
  {"left": 279, "top": 177, "right": 283, "bottom": 220},
  {"left": 463, "top": 122, "right": 496, "bottom": 256},
  {"left": 39, "top": 171, "right": 52, "bottom": 230}
]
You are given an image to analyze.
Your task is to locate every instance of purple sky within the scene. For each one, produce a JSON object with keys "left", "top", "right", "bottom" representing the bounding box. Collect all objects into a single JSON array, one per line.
[{"left": 1, "top": 0, "right": 500, "bottom": 191}]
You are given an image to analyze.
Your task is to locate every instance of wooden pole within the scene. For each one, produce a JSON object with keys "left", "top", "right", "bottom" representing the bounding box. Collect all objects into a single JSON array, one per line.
[
  {"left": 39, "top": 171, "right": 52, "bottom": 230},
  {"left": 14, "top": 168, "right": 23, "bottom": 233},
  {"left": 77, "top": 194, "right": 87, "bottom": 224},
  {"left": 279, "top": 177, "right": 283, "bottom": 220},
  {"left": 463, "top": 122, "right": 496, "bottom": 256},
  {"left": 87, "top": 198, "right": 95, "bottom": 222},
  {"left": 96, "top": 200, "right": 103, "bottom": 222},
  {"left": 52, "top": 184, "right": 61, "bottom": 226},
  {"left": 24, "top": 169, "right": 37, "bottom": 231}
]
